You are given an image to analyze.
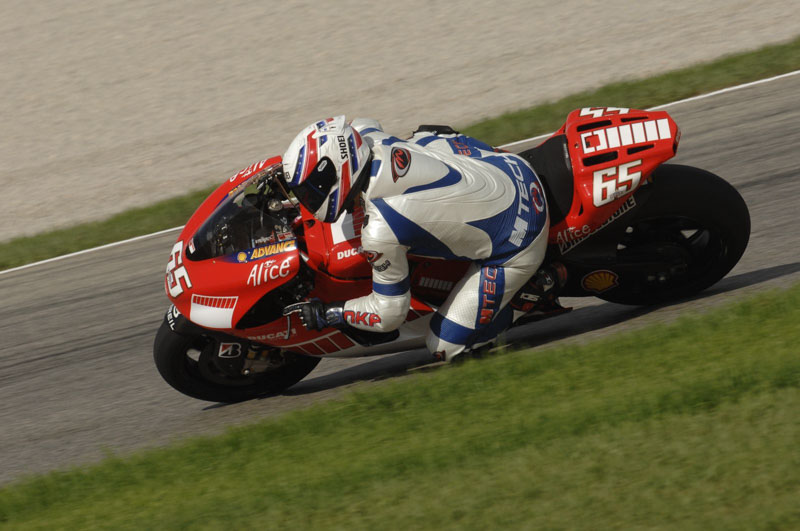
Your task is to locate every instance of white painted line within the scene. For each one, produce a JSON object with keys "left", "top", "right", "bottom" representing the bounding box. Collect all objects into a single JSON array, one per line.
[
  {"left": 500, "top": 132, "right": 552, "bottom": 149},
  {"left": 499, "top": 69, "right": 800, "bottom": 149},
  {"left": 0, "top": 226, "right": 183, "bottom": 276},
  {"left": 5, "top": 68, "right": 799, "bottom": 275},
  {"left": 649, "top": 69, "right": 800, "bottom": 110}
]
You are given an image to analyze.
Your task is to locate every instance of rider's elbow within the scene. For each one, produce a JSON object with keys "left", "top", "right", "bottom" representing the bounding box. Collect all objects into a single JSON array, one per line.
[{"left": 372, "top": 293, "right": 410, "bottom": 332}]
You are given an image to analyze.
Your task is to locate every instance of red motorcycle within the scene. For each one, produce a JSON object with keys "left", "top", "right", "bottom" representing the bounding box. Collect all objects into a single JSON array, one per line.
[{"left": 155, "top": 107, "right": 750, "bottom": 402}]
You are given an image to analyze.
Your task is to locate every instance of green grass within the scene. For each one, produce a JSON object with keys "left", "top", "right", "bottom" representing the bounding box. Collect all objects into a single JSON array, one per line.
[
  {"left": 2, "top": 284, "right": 799, "bottom": 529},
  {"left": 2, "top": 36, "right": 800, "bottom": 271}
]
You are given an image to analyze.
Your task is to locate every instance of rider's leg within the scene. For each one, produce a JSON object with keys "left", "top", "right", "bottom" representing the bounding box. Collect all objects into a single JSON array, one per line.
[{"left": 425, "top": 228, "right": 548, "bottom": 361}]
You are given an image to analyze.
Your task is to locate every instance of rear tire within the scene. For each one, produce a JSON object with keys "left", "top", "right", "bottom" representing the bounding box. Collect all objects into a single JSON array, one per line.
[
  {"left": 597, "top": 164, "right": 749, "bottom": 305},
  {"left": 153, "top": 319, "right": 320, "bottom": 403}
]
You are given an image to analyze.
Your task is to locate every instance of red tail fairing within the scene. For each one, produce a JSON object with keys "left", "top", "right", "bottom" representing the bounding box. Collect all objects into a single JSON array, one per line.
[{"left": 548, "top": 107, "right": 680, "bottom": 248}]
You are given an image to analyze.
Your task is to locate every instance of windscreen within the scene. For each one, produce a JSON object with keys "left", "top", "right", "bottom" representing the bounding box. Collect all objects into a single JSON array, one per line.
[{"left": 188, "top": 171, "right": 294, "bottom": 261}]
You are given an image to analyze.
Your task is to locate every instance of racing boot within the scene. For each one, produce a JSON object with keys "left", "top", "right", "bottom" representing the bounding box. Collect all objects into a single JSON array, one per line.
[{"left": 510, "top": 263, "right": 571, "bottom": 325}]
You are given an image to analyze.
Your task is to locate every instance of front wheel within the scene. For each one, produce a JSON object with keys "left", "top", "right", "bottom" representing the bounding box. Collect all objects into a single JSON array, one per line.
[
  {"left": 153, "top": 317, "right": 320, "bottom": 403},
  {"left": 596, "top": 164, "right": 750, "bottom": 305}
]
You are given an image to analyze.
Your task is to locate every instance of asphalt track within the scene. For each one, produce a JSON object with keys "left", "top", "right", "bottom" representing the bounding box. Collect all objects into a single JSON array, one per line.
[{"left": 1, "top": 74, "right": 799, "bottom": 484}]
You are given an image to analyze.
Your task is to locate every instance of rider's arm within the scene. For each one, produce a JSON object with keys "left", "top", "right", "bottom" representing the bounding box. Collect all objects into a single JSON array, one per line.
[{"left": 342, "top": 237, "right": 411, "bottom": 332}]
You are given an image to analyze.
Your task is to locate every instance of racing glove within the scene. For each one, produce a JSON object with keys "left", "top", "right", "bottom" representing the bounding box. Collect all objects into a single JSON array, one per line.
[{"left": 282, "top": 299, "right": 344, "bottom": 331}]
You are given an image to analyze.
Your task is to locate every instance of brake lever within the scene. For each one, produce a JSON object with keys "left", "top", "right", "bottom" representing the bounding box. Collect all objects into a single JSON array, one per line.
[{"left": 282, "top": 302, "right": 306, "bottom": 316}]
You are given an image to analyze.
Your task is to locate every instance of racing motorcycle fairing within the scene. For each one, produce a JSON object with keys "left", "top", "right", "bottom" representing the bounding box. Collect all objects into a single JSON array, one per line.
[
  {"left": 165, "top": 157, "right": 303, "bottom": 331},
  {"left": 544, "top": 107, "right": 679, "bottom": 247}
]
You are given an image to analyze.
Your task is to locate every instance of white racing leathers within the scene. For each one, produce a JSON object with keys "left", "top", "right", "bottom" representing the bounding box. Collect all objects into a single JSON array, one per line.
[{"left": 342, "top": 119, "right": 549, "bottom": 360}]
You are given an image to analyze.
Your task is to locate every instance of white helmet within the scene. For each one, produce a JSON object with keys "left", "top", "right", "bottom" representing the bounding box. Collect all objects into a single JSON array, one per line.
[{"left": 282, "top": 116, "right": 372, "bottom": 222}]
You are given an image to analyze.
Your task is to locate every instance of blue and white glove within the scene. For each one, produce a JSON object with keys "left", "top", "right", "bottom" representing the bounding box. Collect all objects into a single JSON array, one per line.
[{"left": 282, "top": 299, "right": 344, "bottom": 331}]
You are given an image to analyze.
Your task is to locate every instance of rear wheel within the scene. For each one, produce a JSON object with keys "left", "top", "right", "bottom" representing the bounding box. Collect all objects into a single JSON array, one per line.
[
  {"left": 597, "top": 164, "right": 749, "bottom": 305},
  {"left": 153, "top": 318, "right": 320, "bottom": 403}
]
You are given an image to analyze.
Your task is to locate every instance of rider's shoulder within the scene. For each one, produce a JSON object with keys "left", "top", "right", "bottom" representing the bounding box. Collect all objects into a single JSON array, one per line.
[{"left": 350, "top": 118, "right": 384, "bottom": 135}]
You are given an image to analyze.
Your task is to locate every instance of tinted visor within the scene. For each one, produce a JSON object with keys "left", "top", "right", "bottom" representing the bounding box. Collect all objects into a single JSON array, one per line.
[{"left": 293, "top": 157, "right": 337, "bottom": 213}]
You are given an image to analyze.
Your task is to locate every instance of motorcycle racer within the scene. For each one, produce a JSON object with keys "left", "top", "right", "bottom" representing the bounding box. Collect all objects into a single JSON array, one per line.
[{"left": 282, "top": 116, "right": 549, "bottom": 361}]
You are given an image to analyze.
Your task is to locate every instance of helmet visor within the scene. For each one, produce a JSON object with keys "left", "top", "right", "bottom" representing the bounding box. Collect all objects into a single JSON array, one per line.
[{"left": 292, "top": 158, "right": 337, "bottom": 214}]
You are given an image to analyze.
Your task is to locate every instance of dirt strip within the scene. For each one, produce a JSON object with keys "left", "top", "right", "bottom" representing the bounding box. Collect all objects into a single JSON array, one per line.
[{"left": 1, "top": 1, "right": 798, "bottom": 241}]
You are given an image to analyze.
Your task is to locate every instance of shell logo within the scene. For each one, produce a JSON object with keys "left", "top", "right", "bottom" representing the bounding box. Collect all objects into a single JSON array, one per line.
[
  {"left": 236, "top": 252, "right": 248, "bottom": 263},
  {"left": 581, "top": 270, "right": 619, "bottom": 294}
]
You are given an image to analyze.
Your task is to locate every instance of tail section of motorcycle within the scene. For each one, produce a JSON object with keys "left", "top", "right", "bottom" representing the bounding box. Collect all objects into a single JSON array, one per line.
[{"left": 520, "top": 107, "right": 749, "bottom": 305}]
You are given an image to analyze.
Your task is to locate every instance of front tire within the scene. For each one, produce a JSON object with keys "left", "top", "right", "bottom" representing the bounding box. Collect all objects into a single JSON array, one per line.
[
  {"left": 597, "top": 164, "right": 750, "bottom": 305},
  {"left": 153, "top": 319, "right": 320, "bottom": 403}
]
